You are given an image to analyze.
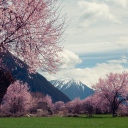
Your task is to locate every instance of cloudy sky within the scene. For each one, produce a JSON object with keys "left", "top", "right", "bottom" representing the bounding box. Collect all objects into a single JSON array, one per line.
[{"left": 38, "top": 0, "right": 128, "bottom": 88}]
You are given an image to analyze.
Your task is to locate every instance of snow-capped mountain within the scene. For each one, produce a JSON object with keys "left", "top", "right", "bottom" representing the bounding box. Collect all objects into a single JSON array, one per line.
[{"left": 50, "top": 79, "right": 94, "bottom": 100}]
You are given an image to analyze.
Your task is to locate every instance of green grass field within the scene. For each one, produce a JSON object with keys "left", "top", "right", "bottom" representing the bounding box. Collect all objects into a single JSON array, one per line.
[{"left": 0, "top": 115, "right": 128, "bottom": 128}]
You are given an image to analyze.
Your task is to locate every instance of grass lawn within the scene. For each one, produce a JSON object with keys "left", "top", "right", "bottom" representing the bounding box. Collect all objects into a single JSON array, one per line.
[{"left": 0, "top": 115, "right": 128, "bottom": 128}]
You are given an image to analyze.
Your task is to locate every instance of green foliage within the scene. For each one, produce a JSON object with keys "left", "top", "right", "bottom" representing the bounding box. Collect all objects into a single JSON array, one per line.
[{"left": 0, "top": 115, "right": 128, "bottom": 128}]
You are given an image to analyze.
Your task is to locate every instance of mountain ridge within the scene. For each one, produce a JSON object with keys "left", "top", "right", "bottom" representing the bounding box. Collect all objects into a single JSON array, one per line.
[
  {"left": 50, "top": 79, "right": 94, "bottom": 100},
  {"left": 2, "top": 51, "right": 71, "bottom": 103}
]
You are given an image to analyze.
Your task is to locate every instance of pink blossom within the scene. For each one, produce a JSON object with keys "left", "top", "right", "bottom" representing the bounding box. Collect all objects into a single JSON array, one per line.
[
  {"left": 2, "top": 80, "right": 32, "bottom": 113},
  {"left": 0, "top": 0, "right": 65, "bottom": 74},
  {"left": 92, "top": 72, "right": 128, "bottom": 116}
]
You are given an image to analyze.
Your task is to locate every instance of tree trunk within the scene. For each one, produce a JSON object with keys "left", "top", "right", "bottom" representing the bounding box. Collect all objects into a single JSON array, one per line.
[
  {"left": 112, "top": 99, "right": 119, "bottom": 117},
  {"left": 112, "top": 105, "right": 118, "bottom": 117},
  {"left": 112, "top": 109, "right": 116, "bottom": 117},
  {"left": 0, "top": 69, "right": 15, "bottom": 105}
]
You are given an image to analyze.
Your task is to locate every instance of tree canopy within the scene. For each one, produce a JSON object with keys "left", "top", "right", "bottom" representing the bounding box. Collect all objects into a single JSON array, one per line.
[
  {"left": 92, "top": 72, "right": 128, "bottom": 116},
  {"left": 0, "top": 0, "right": 65, "bottom": 74}
]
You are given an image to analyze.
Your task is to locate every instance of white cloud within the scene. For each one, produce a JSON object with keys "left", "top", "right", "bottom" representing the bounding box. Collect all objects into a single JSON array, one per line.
[
  {"left": 58, "top": 0, "right": 128, "bottom": 55},
  {"left": 115, "top": 36, "right": 128, "bottom": 47},
  {"left": 79, "top": 19, "right": 97, "bottom": 28},
  {"left": 77, "top": 0, "right": 122, "bottom": 27},
  {"left": 59, "top": 50, "right": 82, "bottom": 69},
  {"left": 38, "top": 57, "right": 128, "bottom": 88},
  {"left": 37, "top": 1, "right": 128, "bottom": 89},
  {"left": 107, "top": 56, "right": 128, "bottom": 63},
  {"left": 65, "top": 41, "right": 122, "bottom": 54},
  {"left": 106, "top": 0, "right": 128, "bottom": 8}
]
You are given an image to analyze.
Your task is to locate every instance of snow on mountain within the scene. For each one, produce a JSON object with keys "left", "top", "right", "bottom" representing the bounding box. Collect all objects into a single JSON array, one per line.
[
  {"left": 51, "top": 79, "right": 87, "bottom": 91},
  {"left": 50, "top": 79, "right": 94, "bottom": 100}
]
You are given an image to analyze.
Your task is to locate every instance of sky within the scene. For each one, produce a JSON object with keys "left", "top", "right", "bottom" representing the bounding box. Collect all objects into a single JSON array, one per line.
[{"left": 38, "top": 0, "right": 128, "bottom": 88}]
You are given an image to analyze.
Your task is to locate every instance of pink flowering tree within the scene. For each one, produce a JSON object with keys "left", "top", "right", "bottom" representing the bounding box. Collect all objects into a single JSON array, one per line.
[
  {"left": 82, "top": 94, "right": 110, "bottom": 114},
  {"left": 81, "top": 94, "right": 110, "bottom": 114},
  {"left": 81, "top": 96, "right": 94, "bottom": 114},
  {"left": 0, "top": 0, "right": 66, "bottom": 105},
  {"left": 93, "top": 94, "right": 110, "bottom": 114},
  {"left": 54, "top": 101, "right": 65, "bottom": 113},
  {"left": 2, "top": 80, "right": 31, "bottom": 113},
  {"left": 117, "top": 104, "right": 128, "bottom": 116},
  {"left": 68, "top": 97, "right": 82, "bottom": 114},
  {"left": 92, "top": 72, "right": 128, "bottom": 117},
  {"left": 29, "top": 93, "right": 54, "bottom": 113},
  {"left": 29, "top": 92, "right": 45, "bottom": 112},
  {"left": 43, "top": 94, "right": 54, "bottom": 108}
]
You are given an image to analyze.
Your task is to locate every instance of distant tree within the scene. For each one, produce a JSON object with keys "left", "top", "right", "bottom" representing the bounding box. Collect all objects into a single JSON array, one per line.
[
  {"left": 117, "top": 104, "right": 128, "bottom": 116},
  {"left": 81, "top": 96, "right": 94, "bottom": 114},
  {"left": 54, "top": 101, "right": 65, "bottom": 113},
  {"left": 2, "top": 80, "right": 31, "bottom": 113},
  {"left": 30, "top": 92, "right": 45, "bottom": 105},
  {"left": 29, "top": 92, "right": 45, "bottom": 112},
  {"left": 92, "top": 94, "right": 110, "bottom": 114},
  {"left": 92, "top": 72, "right": 128, "bottom": 117},
  {"left": 0, "top": 0, "right": 66, "bottom": 105},
  {"left": 68, "top": 97, "right": 82, "bottom": 114},
  {"left": 43, "top": 94, "right": 54, "bottom": 108},
  {"left": 81, "top": 94, "right": 110, "bottom": 114}
]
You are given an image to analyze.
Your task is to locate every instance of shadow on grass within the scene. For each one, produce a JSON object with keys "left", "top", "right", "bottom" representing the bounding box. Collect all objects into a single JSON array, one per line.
[{"left": 78, "top": 114, "right": 113, "bottom": 119}]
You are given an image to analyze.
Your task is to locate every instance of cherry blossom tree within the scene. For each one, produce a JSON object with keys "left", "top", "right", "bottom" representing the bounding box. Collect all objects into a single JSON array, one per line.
[
  {"left": 117, "top": 104, "right": 128, "bottom": 116},
  {"left": 92, "top": 94, "right": 110, "bottom": 114},
  {"left": 68, "top": 97, "right": 82, "bottom": 114},
  {"left": 2, "top": 80, "right": 31, "bottom": 113},
  {"left": 0, "top": 0, "right": 65, "bottom": 73},
  {"left": 43, "top": 94, "right": 54, "bottom": 108},
  {"left": 81, "top": 96, "right": 94, "bottom": 114},
  {"left": 81, "top": 94, "right": 110, "bottom": 114},
  {"left": 54, "top": 101, "right": 65, "bottom": 113},
  {"left": 29, "top": 92, "right": 45, "bottom": 112},
  {"left": 0, "top": 0, "right": 66, "bottom": 105},
  {"left": 92, "top": 72, "right": 128, "bottom": 117}
]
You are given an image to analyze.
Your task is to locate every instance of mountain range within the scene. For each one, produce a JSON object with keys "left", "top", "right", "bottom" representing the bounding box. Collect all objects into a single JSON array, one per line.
[
  {"left": 2, "top": 51, "right": 71, "bottom": 103},
  {"left": 50, "top": 79, "right": 94, "bottom": 100}
]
